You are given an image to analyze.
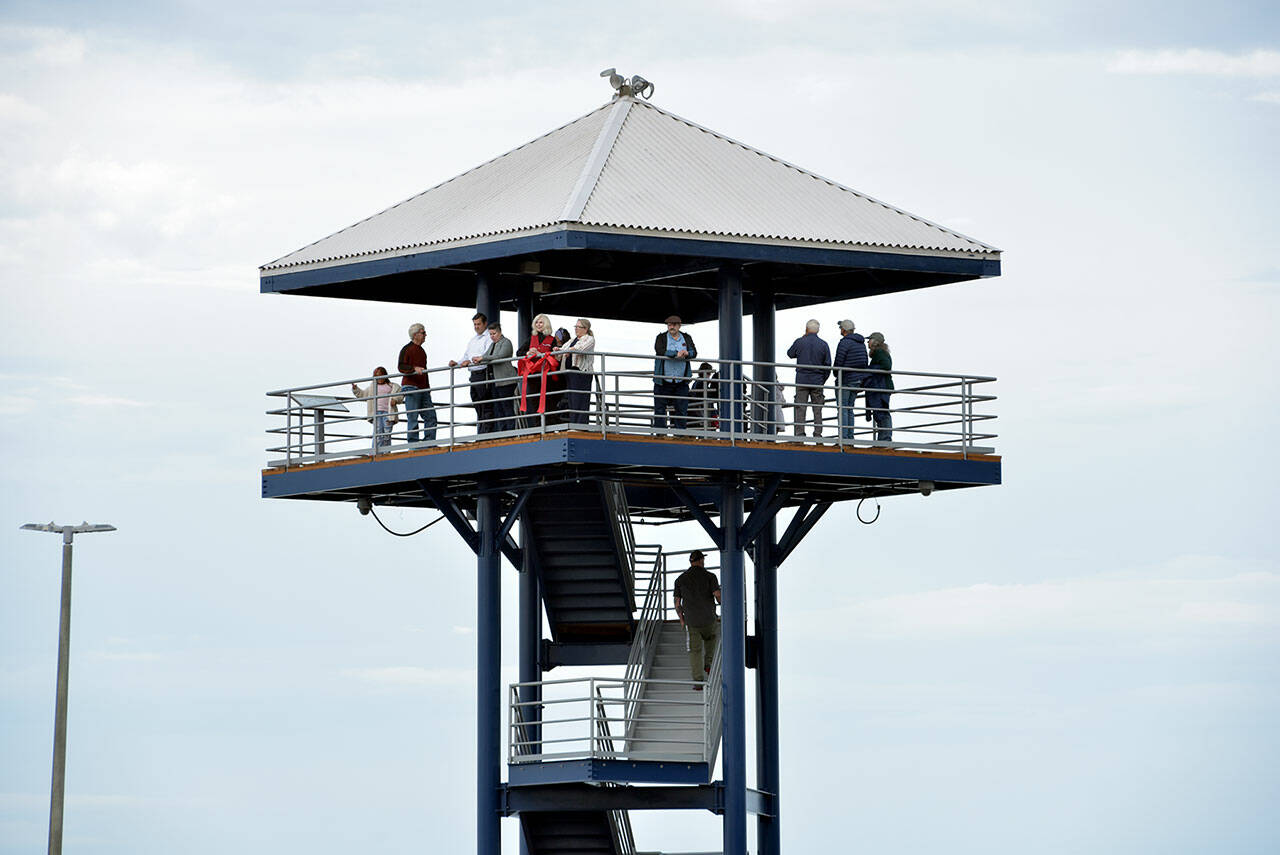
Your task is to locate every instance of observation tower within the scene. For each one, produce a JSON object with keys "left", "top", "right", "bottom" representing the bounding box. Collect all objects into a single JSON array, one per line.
[{"left": 259, "top": 72, "right": 1001, "bottom": 855}]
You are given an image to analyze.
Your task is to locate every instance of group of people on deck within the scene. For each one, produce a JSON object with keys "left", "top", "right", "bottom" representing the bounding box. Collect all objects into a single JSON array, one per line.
[
  {"left": 349, "top": 313, "right": 892, "bottom": 448},
  {"left": 350, "top": 314, "right": 598, "bottom": 447},
  {"left": 786, "top": 319, "right": 894, "bottom": 442}
]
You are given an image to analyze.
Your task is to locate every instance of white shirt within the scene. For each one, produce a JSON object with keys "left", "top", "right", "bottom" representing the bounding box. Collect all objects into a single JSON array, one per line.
[{"left": 458, "top": 332, "right": 490, "bottom": 373}]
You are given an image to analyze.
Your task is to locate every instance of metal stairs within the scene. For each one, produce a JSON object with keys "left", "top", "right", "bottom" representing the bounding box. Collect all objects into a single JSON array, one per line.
[
  {"left": 520, "top": 809, "right": 624, "bottom": 855},
  {"left": 524, "top": 482, "right": 636, "bottom": 643},
  {"left": 625, "top": 620, "right": 717, "bottom": 763}
]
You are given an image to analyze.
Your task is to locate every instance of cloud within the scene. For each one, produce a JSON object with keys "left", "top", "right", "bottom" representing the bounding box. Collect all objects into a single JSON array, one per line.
[
  {"left": 1249, "top": 91, "right": 1280, "bottom": 104},
  {"left": 1108, "top": 48, "right": 1280, "bottom": 77},
  {"left": 0, "top": 93, "right": 45, "bottom": 123},
  {"left": 340, "top": 666, "right": 472, "bottom": 687},
  {"left": 795, "top": 570, "right": 1280, "bottom": 642},
  {"left": 0, "top": 25, "right": 86, "bottom": 66}
]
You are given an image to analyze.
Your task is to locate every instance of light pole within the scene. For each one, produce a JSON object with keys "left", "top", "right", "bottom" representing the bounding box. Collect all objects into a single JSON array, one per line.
[{"left": 21, "top": 521, "right": 116, "bottom": 855}]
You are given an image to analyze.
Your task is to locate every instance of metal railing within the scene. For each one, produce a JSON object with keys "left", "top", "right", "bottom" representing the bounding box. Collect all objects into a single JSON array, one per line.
[
  {"left": 508, "top": 675, "right": 712, "bottom": 765},
  {"left": 265, "top": 350, "right": 997, "bottom": 468},
  {"left": 603, "top": 481, "right": 637, "bottom": 606}
]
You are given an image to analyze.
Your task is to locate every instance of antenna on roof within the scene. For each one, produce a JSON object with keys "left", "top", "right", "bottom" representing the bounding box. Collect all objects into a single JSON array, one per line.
[{"left": 600, "top": 68, "right": 654, "bottom": 100}]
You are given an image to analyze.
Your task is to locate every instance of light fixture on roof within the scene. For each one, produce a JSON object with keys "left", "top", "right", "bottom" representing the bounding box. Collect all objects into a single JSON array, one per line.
[{"left": 600, "top": 67, "right": 654, "bottom": 100}]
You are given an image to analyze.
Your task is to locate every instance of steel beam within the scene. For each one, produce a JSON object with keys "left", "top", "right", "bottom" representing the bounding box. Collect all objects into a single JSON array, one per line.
[
  {"left": 776, "top": 501, "right": 832, "bottom": 565},
  {"left": 719, "top": 263, "right": 744, "bottom": 435},
  {"left": 755, "top": 521, "right": 781, "bottom": 855},
  {"left": 665, "top": 477, "right": 724, "bottom": 549},
  {"left": 476, "top": 485, "right": 502, "bottom": 855},
  {"left": 720, "top": 478, "right": 747, "bottom": 855},
  {"left": 501, "top": 783, "right": 775, "bottom": 815},
  {"left": 476, "top": 269, "right": 499, "bottom": 333}
]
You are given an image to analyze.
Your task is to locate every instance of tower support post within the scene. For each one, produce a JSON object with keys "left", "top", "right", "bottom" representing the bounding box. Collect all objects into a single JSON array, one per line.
[
  {"left": 719, "top": 264, "right": 744, "bottom": 435},
  {"left": 476, "top": 486, "right": 502, "bottom": 855},
  {"left": 476, "top": 269, "right": 499, "bottom": 333},
  {"left": 755, "top": 521, "right": 781, "bottom": 854},
  {"left": 720, "top": 478, "right": 747, "bottom": 855}
]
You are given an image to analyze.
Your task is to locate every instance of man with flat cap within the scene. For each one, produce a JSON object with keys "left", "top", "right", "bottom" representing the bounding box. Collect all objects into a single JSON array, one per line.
[
  {"left": 673, "top": 549, "right": 720, "bottom": 690},
  {"left": 653, "top": 315, "right": 698, "bottom": 433}
]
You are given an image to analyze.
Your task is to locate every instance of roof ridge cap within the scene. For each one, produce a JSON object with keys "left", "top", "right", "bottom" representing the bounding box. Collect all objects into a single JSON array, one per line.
[
  {"left": 559, "top": 97, "right": 633, "bottom": 223},
  {"left": 628, "top": 100, "right": 998, "bottom": 252}
]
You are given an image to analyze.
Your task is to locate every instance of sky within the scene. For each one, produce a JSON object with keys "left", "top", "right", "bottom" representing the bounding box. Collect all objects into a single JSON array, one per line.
[{"left": 1, "top": 2, "right": 1278, "bottom": 853}]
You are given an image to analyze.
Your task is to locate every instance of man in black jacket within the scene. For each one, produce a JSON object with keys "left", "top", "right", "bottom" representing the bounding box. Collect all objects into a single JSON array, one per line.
[{"left": 653, "top": 315, "right": 697, "bottom": 433}]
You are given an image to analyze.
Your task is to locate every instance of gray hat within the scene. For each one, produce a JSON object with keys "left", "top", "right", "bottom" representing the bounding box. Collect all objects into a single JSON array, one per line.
[
  {"left": 837, "top": 319, "right": 855, "bottom": 333},
  {"left": 867, "top": 331, "right": 885, "bottom": 344}
]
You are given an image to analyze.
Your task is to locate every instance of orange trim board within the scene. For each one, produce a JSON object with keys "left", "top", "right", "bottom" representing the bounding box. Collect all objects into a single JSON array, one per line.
[{"left": 262, "top": 432, "right": 999, "bottom": 476}]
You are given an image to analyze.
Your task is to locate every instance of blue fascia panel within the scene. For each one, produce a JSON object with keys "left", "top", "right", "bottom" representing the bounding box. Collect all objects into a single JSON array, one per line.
[
  {"left": 507, "top": 759, "right": 710, "bottom": 787},
  {"left": 260, "top": 231, "right": 570, "bottom": 293},
  {"left": 565, "top": 231, "right": 1000, "bottom": 277},
  {"left": 565, "top": 437, "right": 1001, "bottom": 486},
  {"left": 261, "top": 439, "right": 571, "bottom": 498},
  {"left": 260, "top": 228, "right": 998, "bottom": 294}
]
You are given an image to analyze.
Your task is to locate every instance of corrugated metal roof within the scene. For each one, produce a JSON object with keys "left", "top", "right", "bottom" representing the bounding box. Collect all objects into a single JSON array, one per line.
[
  {"left": 262, "top": 96, "right": 996, "bottom": 273},
  {"left": 580, "top": 101, "right": 994, "bottom": 254},
  {"left": 263, "top": 103, "right": 614, "bottom": 271}
]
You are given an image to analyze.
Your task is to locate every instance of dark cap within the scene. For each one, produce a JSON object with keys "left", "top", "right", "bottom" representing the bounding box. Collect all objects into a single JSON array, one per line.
[
  {"left": 664, "top": 315, "right": 683, "bottom": 325},
  {"left": 689, "top": 549, "right": 706, "bottom": 561}
]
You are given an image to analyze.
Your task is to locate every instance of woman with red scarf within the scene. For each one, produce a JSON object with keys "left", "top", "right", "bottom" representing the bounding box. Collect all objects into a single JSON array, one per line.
[{"left": 517, "top": 313, "right": 558, "bottom": 424}]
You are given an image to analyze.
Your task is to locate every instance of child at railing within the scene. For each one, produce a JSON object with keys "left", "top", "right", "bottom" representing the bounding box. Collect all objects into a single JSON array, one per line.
[{"left": 351, "top": 367, "right": 402, "bottom": 449}]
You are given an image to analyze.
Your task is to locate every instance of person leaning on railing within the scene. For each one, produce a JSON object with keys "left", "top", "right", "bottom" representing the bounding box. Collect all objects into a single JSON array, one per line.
[
  {"left": 653, "top": 315, "right": 697, "bottom": 433},
  {"left": 518, "top": 313, "right": 557, "bottom": 423},
  {"left": 866, "top": 332, "right": 894, "bottom": 442},
  {"left": 449, "top": 312, "right": 493, "bottom": 432},
  {"left": 560, "top": 318, "right": 596, "bottom": 426},
  {"left": 476, "top": 321, "right": 517, "bottom": 433}
]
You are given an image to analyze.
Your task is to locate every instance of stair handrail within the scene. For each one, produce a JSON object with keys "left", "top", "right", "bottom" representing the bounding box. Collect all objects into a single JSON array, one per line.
[
  {"left": 621, "top": 545, "right": 666, "bottom": 743},
  {"left": 591, "top": 685, "right": 637, "bottom": 855},
  {"left": 703, "top": 626, "right": 725, "bottom": 768},
  {"left": 602, "top": 480, "right": 637, "bottom": 605}
]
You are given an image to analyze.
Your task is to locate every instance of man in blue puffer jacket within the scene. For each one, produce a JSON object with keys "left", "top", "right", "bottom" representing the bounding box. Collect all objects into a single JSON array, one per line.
[
  {"left": 786, "top": 319, "right": 832, "bottom": 437},
  {"left": 832, "top": 319, "right": 869, "bottom": 440}
]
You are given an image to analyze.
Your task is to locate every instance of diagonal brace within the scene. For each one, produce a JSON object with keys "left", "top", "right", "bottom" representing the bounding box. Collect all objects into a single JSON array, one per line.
[
  {"left": 421, "top": 481, "right": 480, "bottom": 554},
  {"left": 497, "top": 486, "right": 535, "bottom": 544},
  {"left": 777, "top": 501, "right": 832, "bottom": 565},
  {"left": 738, "top": 475, "right": 786, "bottom": 548},
  {"left": 665, "top": 477, "right": 724, "bottom": 550}
]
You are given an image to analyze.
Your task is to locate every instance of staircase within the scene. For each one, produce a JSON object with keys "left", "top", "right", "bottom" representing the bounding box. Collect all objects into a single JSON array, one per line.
[
  {"left": 520, "top": 810, "right": 622, "bottom": 855},
  {"left": 625, "top": 620, "right": 713, "bottom": 762},
  {"left": 524, "top": 482, "right": 636, "bottom": 643}
]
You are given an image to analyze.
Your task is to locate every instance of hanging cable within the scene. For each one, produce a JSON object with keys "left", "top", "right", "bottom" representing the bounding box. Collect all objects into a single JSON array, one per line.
[
  {"left": 856, "top": 497, "right": 880, "bottom": 524},
  {"left": 370, "top": 506, "right": 445, "bottom": 537}
]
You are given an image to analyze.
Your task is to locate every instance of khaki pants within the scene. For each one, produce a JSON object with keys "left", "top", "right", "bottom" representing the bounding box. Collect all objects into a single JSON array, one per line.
[
  {"left": 687, "top": 621, "right": 720, "bottom": 682},
  {"left": 793, "top": 385, "right": 824, "bottom": 436}
]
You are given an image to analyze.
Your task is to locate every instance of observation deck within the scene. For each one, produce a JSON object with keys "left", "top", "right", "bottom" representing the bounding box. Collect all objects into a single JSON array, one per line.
[{"left": 262, "top": 350, "right": 1000, "bottom": 518}]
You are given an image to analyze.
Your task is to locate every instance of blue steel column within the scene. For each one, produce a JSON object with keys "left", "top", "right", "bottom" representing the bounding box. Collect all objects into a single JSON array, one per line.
[
  {"left": 476, "top": 487, "right": 502, "bottom": 855},
  {"left": 720, "top": 479, "right": 747, "bottom": 855},
  {"left": 517, "top": 278, "right": 534, "bottom": 348},
  {"left": 476, "top": 269, "right": 499, "bottom": 331},
  {"left": 719, "top": 264, "right": 744, "bottom": 435},
  {"left": 755, "top": 524, "right": 780, "bottom": 854},
  {"left": 719, "top": 262, "right": 747, "bottom": 855},
  {"left": 752, "top": 279, "right": 781, "bottom": 854},
  {"left": 517, "top": 520, "right": 539, "bottom": 855}
]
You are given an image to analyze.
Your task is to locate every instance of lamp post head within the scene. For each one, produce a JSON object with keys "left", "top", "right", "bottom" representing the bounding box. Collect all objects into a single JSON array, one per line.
[{"left": 21, "top": 522, "right": 117, "bottom": 543}]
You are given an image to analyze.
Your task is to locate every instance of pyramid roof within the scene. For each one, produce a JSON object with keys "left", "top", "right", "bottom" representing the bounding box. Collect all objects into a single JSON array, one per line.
[{"left": 263, "top": 97, "right": 997, "bottom": 274}]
